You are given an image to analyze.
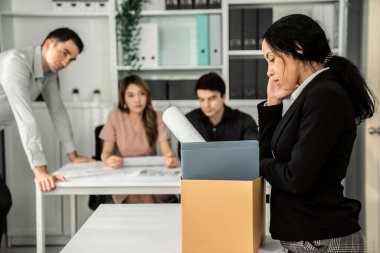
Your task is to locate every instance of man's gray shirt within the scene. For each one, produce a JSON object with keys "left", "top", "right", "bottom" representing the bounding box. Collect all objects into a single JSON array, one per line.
[{"left": 0, "top": 46, "right": 75, "bottom": 169}]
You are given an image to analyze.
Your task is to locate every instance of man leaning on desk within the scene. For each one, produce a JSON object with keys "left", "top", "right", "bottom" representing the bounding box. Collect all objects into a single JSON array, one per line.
[
  {"left": 0, "top": 28, "right": 94, "bottom": 209},
  {"left": 183, "top": 72, "right": 258, "bottom": 144}
]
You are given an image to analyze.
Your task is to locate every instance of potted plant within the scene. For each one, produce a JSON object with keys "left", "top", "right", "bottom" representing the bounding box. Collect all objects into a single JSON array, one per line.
[{"left": 116, "top": 0, "right": 149, "bottom": 69}]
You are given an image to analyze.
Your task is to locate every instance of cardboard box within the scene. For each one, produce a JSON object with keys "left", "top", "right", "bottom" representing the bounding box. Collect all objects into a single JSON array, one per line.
[{"left": 181, "top": 177, "right": 265, "bottom": 253}]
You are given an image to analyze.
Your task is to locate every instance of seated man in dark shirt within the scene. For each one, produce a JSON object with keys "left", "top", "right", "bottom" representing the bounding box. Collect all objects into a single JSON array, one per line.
[{"left": 185, "top": 72, "right": 258, "bottom": 143}]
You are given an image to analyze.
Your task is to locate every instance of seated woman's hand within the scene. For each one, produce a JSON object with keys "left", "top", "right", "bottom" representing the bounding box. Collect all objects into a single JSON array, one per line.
[
  {"left": 165, "top": 153, "right": 178, "bottom": 168},
  {"left": 105, "top": 155, "right": 124, "bottom": 169}
]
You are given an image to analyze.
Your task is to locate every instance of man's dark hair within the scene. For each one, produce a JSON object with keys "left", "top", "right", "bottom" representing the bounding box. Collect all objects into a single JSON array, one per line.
[
  {"left": 42, "top": 27, "right": 84, "bottom": 53},
  {"left": 195, "top": 72, "right": 226, "bottom": 96}
]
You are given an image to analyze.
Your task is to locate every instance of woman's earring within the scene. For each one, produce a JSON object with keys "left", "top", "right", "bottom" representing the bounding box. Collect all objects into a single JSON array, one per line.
[{"left": 123, "top": 104, "right": 128, "bottom": 109}]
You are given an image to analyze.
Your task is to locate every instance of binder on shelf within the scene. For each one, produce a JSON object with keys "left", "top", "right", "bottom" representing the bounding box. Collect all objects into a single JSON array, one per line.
[
  {"left": 243, "top": 59, "right": 257, "bottom": 99},
  {"left": 159, "top": 17, "right": 197, "bottom": 66},
  {"left": 139, "top": 23, "right": 158, "bottom": 68},
  {"left": 194, "top": 0, "right": 208, "bottom": 9},
  {"left": 243, "top": 9, "right": 258, "bottom": 50},
  {"left": 257, "top": 8, "right": 273, "bottom": 49},
  {"left": 209, "top": 14, "right": 222, "bottom": 65},
  {"left": 166, "top": 0, "right": 179, "bottom": 10},
  {"left": 257, "top": 59, "right": 268, "bottom": 99},
  {"left": 229, "top": 9, "right": 243, "bottom": 50},
  {"left": 229, "top": 59, "right": 243, "bottom": 99},
  {"left": 179, "top": 0, "right": 194, "bottom": 9},
  {"left": 146, "top": 80, "right": 168, "bottom": 100},
  {"left": 168, "top": 80, "right": 197, "bottom": 100},
  {"left": 208, "top": 0, "right": 221, "bottom": 9},
  {"left": 196, "top": 15, "right": 210, "bottom": 66}
]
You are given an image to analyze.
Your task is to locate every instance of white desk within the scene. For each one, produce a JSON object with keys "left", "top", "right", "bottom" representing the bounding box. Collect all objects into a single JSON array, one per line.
[
  {"left": 36, "top": 161, "right": 181, "bottom": 253},
  {"left": 60, "top": 204, "right": 282, "bottom": 253}
]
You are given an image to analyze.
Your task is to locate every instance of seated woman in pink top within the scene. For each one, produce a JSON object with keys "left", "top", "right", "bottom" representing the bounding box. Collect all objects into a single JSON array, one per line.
[{"left": 99, "top": 74, "right": 178, "bottom": 203}]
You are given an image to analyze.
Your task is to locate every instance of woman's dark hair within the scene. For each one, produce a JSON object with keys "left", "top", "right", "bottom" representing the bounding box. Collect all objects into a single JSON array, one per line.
[
  {"left": 195, "top": 72, "right": 226, "bottom": 97},
  {"left": 263, "top": 14, "right": 376, "bottom": 124},
  {"left": 118, "top": 75, "right": 158, "bottom": 150},
  {"left": 42, "top": 27, "right": 84, "bottom": 53}
]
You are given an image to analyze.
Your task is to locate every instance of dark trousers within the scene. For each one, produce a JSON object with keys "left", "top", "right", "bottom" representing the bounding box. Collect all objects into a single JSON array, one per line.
[{"left": 0, "top": 175, "right": 12, "bottom": 243}]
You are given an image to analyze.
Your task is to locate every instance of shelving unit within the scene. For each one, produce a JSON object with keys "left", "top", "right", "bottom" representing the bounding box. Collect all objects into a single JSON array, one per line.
[
  {"left": 226, "top": 0, "right": 347, "bottom": 100},
  {"left": 111, "top": 0, "right": 228, "bottom": 102}
]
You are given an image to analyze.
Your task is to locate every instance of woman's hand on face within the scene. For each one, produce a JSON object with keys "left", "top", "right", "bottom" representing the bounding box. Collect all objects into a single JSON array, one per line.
[
  {"left": 165, "top": 153, "right": 178, "bottom": 168},
  {"left": 267, "top": 77, "right": 299, "bottom": 106},
  {"left": 105, "top": 155, "right": 124, "bottom": 169}
]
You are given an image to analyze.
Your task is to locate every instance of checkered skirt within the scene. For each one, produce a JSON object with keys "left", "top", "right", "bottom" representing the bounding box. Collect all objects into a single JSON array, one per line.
[{"left": 280, "top": 231, "right": 364, "bottom": 253}]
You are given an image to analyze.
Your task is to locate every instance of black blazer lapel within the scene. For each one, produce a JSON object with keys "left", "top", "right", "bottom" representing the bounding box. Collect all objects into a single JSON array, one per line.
[{"left": 270, "top": 69, "right": 335, "bottom": 150}]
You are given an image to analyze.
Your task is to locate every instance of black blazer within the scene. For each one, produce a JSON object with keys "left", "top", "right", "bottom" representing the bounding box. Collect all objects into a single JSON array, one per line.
[{"left": 258, "top": 69, "right": 361, "bottom": 241}]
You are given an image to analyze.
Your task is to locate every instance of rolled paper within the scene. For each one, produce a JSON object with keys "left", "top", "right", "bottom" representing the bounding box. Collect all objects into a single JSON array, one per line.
[{"left": 162, "top": 106, "right": 205, "bottom": 143}]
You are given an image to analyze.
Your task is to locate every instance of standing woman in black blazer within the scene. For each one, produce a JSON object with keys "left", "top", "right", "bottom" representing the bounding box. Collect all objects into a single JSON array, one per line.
[{"left": 258, "top": 14, "right": 376, "bottom": 253}]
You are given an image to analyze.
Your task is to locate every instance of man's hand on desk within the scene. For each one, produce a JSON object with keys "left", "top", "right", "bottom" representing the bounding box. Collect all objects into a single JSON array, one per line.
[
  {"left": 33, "top": 166, "right": 66, "bottom": 192},
  {"left": 67, "top": 151, "right": 96, "bottom": 163},
  {"left": 105, "top": 155, "right": 124, "bottom": 169},
  {"left": 165, "top": 153, "right": 178, "bottom": 168}
]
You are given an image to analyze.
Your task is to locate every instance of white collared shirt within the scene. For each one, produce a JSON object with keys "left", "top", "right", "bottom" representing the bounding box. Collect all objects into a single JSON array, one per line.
[
  {"left": 0, "top": 46, "right": 75, "bottom": 169},
  {"left": 282, "top": 67, "right": 329, "bottom": 116}
]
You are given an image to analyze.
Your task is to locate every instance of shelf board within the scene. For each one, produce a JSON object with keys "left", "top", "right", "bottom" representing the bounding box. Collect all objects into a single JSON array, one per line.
[
  {"left": 229, "top": 0, "right": 338, "bottom": 5},
  {"left": 117, "top": 65, "right": 223, "bottom": 71},
  {"left": 141, "top": 9, "right": 222, "bottom": 16},
  {"left": 0, "top": 11, "right": 109, "bottom": 18},
  {"left": 229, "top": 50, "right": 263, "bottom": 57},
  {"left": 229, "top": 48, "right": 342, "bottom": 57}
]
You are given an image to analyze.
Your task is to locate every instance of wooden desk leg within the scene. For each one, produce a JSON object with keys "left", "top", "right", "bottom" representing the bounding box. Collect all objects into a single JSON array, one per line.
[
  {"left": 36, "top": 188, "right": 45, "bottom": 253},
  {"left": 70, "top": 195, "right": 77, "bottom": 237}
]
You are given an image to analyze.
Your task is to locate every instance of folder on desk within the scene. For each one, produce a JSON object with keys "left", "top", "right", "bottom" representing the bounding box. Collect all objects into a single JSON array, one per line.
[
  {"left": 243, "top": 9, "right": 258, "bottom": 50},
  {"left": 196, "top": 14, "right": 210, "bottom": 65},
  {"left": 257, "top": 8, "right": 273, "bottom": 49},
  {"left": 243, "top": 58, "right": 257, "bottom": 99},
  {"left": 209, "top": 14, "right": 222, "bottom": 65},
  {"left": 181, "top": 140, "right": 259, "bottom": 180},
  {"left": 229, "top": 9, "right": 243, "bottom": 50},
  {"left": 229, "top": 58, "right": 243, "bottom": 99}
]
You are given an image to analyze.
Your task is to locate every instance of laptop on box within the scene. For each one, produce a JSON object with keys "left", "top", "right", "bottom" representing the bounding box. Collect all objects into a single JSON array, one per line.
[{"left": 180, "top": 140, "right": 259, "bottom": 180}]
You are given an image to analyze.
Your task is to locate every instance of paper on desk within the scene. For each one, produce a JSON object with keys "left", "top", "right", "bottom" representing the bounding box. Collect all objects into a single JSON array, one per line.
[
  {"left": 53, "top": 161, "right": 120, "bottom": 179},
  {"left": 136, "top": 168, "right": 181, "bottom": 177},
  {"left": 53, "top": 156, "right": 170, "bottom": 179},
  {"left": 162, "top": 106, "right": 205, "bottom": 143},
  {"left": 123, "top": 156, "right": 165, "bottom": 167}
]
